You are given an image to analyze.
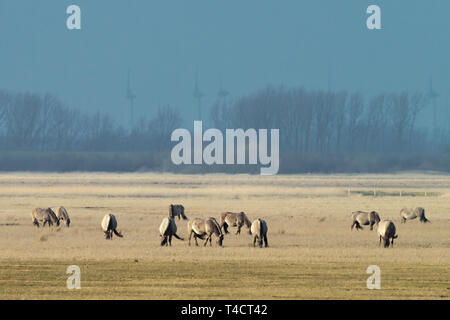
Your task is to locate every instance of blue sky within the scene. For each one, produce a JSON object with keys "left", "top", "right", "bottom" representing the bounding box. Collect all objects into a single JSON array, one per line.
[{"left": 0, "top": 0, "right": 449, "bottom": 127}]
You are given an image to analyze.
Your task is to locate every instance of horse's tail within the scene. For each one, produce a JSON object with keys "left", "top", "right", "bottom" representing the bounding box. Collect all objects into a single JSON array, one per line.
[
  {"left": 113, "top": 229, "right": 123, "bottom": 238},
  {"left": 173, "top": 233, "right": 184, "bottom": 241}
]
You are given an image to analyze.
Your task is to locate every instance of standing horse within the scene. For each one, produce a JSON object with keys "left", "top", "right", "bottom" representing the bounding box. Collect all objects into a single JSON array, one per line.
[
  {"left": 169, "top": 204, "right": 188, "bottom": 220},
  {"left": 101, "top": 214, "right": 123, "bottom": 240},
  {"left": 188, "top": 217, "right": 224, "bottom": 247},
  {"left": 400, "top": 207, "right": 429, "bottom": 223},
  {"left": 351, "top": 211, "right": 381, "bottom": 231},
  {"left": 52, "top": 206, "right": 71, "bottom": 227},
  {"left": 377, "top": 220, "right": 398, "bottom": 248},
  {"left": 251, "top": 219, "right": 269, "bottom": 248},
  {"left": 219, "top": 212, "right": 252, "bottom": 235},
  {"left": 159, "top": 217, "right": 184, "bottom": 246},
  {"left": 31, "top": 208, "right": 60, "bottom": 227}
]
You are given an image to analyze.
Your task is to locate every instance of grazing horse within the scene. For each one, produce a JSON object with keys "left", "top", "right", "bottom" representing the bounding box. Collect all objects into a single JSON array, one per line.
[
  {"left": 400, "top": 207, "right": 429, "bottom": 223},
  {"left": 52, "top": 206, "right": 71, "bottom": 227},
  {"left": 101, "top": 214, "right": 123, "bottom": 240},
  {"left": 251, "top": 219, "right": 269, "bottom": 248},
  {"left": 188, "top": 217, "right": 224, "bottom": 247},
  {"left": 31, "top": 208, "right": 60, "bottom": 227},
  {"left": 169, "top": 204, "right": 188, "bottom": 220},
  {"left": 351, "top": 211, "right": 381, "bottom": 231},
  {"left": 219, "top": 212, "right": 252, "bottom": 235},
  {"left": 377, "top": 220, "right": 398, "bottom": 248},
  {"left": 159, "top": 217, "right": 184, "bottom": 246}
]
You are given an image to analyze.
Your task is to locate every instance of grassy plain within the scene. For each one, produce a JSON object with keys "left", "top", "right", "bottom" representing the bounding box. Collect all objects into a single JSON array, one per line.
[{"left": 0, "top": 172, "right": 449, "bottom": 299}]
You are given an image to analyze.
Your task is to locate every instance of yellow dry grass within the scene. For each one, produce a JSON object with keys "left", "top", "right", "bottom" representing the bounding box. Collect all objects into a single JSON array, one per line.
[{"left": 0, "top": 172, "right": 449, "bottom": 299}]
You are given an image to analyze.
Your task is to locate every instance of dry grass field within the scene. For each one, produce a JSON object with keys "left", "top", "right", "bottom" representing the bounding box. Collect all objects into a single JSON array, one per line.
[{"left": 0, "top": 172, "right": 449, "bottom": 299}]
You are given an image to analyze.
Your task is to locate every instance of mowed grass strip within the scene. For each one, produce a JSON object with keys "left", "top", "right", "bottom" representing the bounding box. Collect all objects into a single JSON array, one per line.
[{"left": 0, "top": 260, "right": 448, "bottom": 300}]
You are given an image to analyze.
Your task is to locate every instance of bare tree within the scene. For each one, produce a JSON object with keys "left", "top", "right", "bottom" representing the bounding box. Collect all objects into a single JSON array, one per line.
[
  {"left": 347, "top": 93, "right": 364, "bottom": 152},
  {"left": 150, "top": 105, "right": 182, "bottom": 151},
  {"left": 408, "top": 93, "right": 426, "bottom": 149},
  {"left": 389, "top": 92, "right": 411, "bottom": 150}
]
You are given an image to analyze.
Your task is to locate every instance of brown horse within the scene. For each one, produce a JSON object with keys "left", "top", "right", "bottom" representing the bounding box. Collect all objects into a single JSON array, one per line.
[
  {"left": 351, "top": 211, "right": 381, "bottom": 231},
  {"left": 52, "top": 206, "right": 71, "bottom": 227},
  {"left": 400, "top": 207, "right": 429, "bottom": 223},
  {"left": 377, "top": 220, "right": 398, "bottom": 248},
  {"left": 31, "top": 208, "right": 60, "bottom": 227},
  {"left": 188, "top": 217, "right": 224, "bottom": 247},
  {"left": 219, "top": 212, "right": 252, "bottom": 235}
]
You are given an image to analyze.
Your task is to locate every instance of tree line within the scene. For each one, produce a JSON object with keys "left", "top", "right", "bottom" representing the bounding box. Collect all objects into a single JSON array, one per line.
[
  {"left": 0, "top": 87, "right": 449, "bottom": 172},
  {"left": 211, "top": 86, "right": 448, "bottom": 155},
  {"left": 0, "top": 90, "right": 182, "bottom": 152}
]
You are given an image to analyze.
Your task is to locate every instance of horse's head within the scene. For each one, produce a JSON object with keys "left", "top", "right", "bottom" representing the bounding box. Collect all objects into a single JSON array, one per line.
[{"left": 217, "top": 234, "right": 224, "bottom": 247}]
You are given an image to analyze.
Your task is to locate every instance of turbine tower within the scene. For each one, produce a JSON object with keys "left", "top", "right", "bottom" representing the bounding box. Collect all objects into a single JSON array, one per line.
[
  {"left": 217, "top": 80, "right": 229, "bottom": 104},
  {"left": 193, "top": 68, "right": 204, "bottom": 120},
  {"left": 427, "top": 77, "right": 439, "bottom": 129},
  {"left": 126, "top": 69, "right": 136, "bottom": 130}
]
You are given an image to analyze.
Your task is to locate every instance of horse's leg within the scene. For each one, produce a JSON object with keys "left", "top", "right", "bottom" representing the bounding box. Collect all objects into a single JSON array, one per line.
[
  {"left": 194, "top": 234, "right": 199, "bottom": 246},
  {"left": 253, "top": 235, "right": 257, "bottom": 247},
  {"left": 264, "top": 235, "right": 268, "bottom": 248},
  {"left": 223, "top": 223, "right": 229, "bottom": 234},
  {"left": 391, "top": 238, "right": 394, "bottom": 248},
  {"left": 189, "top": 230, "right": 193, "bottom": 246},
  {"left": 236, "top": 224, "right": 241, "bottom": 235},
  {"left": 370, "top": 222, "right": 373, "bottom": 231},
  {"left": 169, "top": 235, "right": 172, "bottom": 246},
  {"left": 203, "top": 234, "right": 210, "bottom": 246},
  {"left": 379, "top": 235, "right": 382, "bottom": 246}
]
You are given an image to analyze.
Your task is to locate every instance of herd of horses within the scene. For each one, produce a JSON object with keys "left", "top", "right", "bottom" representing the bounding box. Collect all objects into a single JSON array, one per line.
[
  {"left": 351, "top": 207, "right": 430, "bottom": 248},
  {"left": 30, "top": 204, "right": 269, "bottom": 248},
  {"left": 159, "top": 205, "right": 269, "bottom": 248},
  {"left": 30, "top": 204, "right": 429, "bottom": 249}
]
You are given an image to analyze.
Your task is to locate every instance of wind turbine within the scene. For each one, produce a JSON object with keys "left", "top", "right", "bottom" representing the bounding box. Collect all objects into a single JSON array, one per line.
[
  {"left": 217, "top": 80, "right": 230, "bottom": 104},
  {"left": 126, "top": 69, "right": 136, "bottom": 130},
  {"left": 193, "top": 68, "right": 204, "bottom": 120}
]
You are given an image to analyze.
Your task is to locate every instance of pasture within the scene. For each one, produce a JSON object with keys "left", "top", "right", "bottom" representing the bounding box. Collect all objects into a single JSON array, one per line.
[{"left": 0, "top": 172, "right": 449, "bottom": 299}]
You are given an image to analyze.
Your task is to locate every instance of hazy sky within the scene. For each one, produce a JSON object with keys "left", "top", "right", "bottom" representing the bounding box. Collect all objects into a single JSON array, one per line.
[{"left": 0, "top": 0, "right": 449, "bottom": 127}]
